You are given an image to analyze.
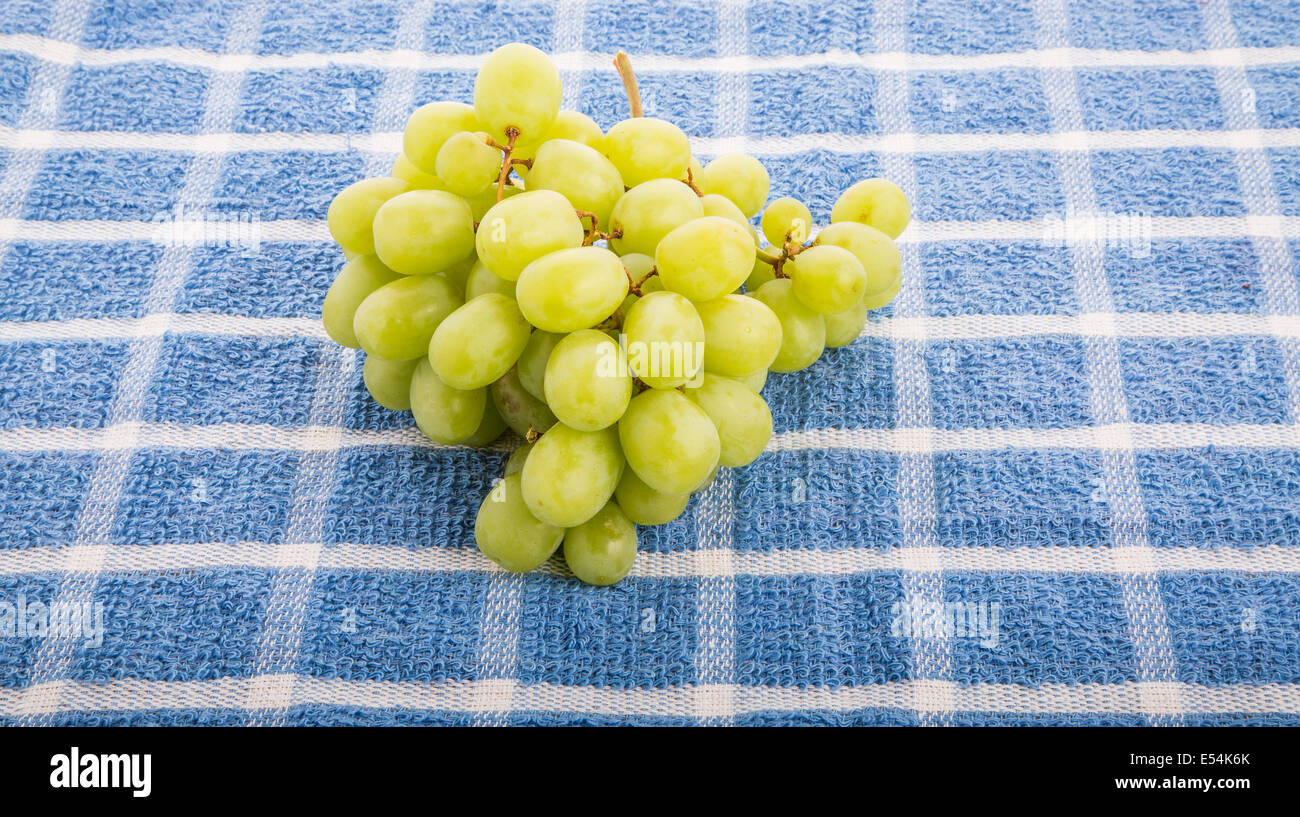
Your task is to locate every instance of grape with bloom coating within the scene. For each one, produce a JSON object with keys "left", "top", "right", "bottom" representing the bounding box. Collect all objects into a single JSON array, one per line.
[
  {"left": 732, "top": 367, "right": 768, "bottom": 393},
  {"left": 751, "top": 278, "right": 826, "bottom": 372},
  {"left": 789, "top": 244, "right": 868, "bottom": 314},
  {"left": 527, "top": 139, "right": 625, "bottom": 226},
  {"left": 814, "top": 221, "right": 902, "bottom": 297},
  {"left": 473, "top": 43, "right": 562, "bottom": 142},
  {"left": 475, "top": 472, "right": 564, "bottom": 572},
  {"left": 476, "top": 190, "right": 586, "bottom": 281},
  {"left": 327, "top": 177, "right": 409, "bottom": 256},
  {"left": 516, "top": 329, "right": 561, "bottom": 401},
  {"left": 544, "top": 329, "right": 632, "bottom": 431},
  {"left": 614, "top": 467, "right": 689, "bottom": 526},
  {"left": 700, "top": 193, "right": 759, "bottom": 246},
  {"left": 391, "top": 153, "right": 444, "bottom": 190},
  {"left": 546, "top": 109, "right": 603, "bottom": 146},
  {"left": 372, "top": 190, "right": 475, "bottom": 275},
  {"left": 831, "top": 177, "right": 911, "bottom": 238},
  {"left": 622, "top": 291, "right": 705, "bottom": 389},
  {"left": 521, "top": 424, "right": 624, "bottom": 527},
  {"left": 490, "top": 367, "right": 557, "bottom": 437},
  {"left": 403, "top": 101, "right": 481, "bottom": 174},
  {"left": 435, "top": 131, "right": 500, "bottom": 196},
  {"left": 699, "top": 153, "right": 769, "bottom": 217},
  {"left": 429, "top": 293, "right": 531, "bottom": 390},
  {"left": 322, "top": 255, "right": 401, "bottom": 348},
  {"left": 353, "top": 273, "right": 462, "bottom": 360},
  {"left": 608, "top": 179, "right": 705, "bottom": 257},
  {"left": 464, "top": 259, "right": 516, "bottom": 300},
  {"left": 619, "top": 389, "right": 720, "bottom": 495},
  {"left": 409, "top": 358, "right": 486, "bottom": 444},
  {"left": 655, "top": 216, "right": 757, "bottom": 303},
  {"left": 601, "top": 117, "right": 691, "bottom": 188},
  {"left": 695, "top": 293, "right": 782, "bottom": 376},
  {"left": 761, "top": 196, "right": 813, "bottom": 247},
  {"left": 685, "top": 373, "right": 773, "bottom": 467},
  {"left": 563, "top": 502, "right": 638, "bottom": 586},
  {"left": 362, "top": 355, "right": 420, "bottom": 411},
  {"left": 823, "top": 297, "right": 869, "bottom": 348},
  {"left": 515, "top": 246, "right": 629, "bottom": 333}
]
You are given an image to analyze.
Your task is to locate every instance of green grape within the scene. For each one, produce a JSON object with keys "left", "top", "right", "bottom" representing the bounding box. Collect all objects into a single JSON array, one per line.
[
  {"left": 831, "top": 177, "right": 911, "bottom": 238},
  {"left": 547, "top": 109, "right": 603, "bottom": 146},
  {"left": 614, "top": 467, "right": 689, "bottom": 526},
  {"left": 516, "top": 329, "right": 561, "bottom": 401},
  {"left": 372, "top": 190, "right": 476, "bottom": 275},
  {"left": 789, "top": 244, "right": 867, "bottom": 314},
  {"left": 353, "top": 273, "right": 463, "bottom": 360},
  {"left": 600, "top": 117, "right": 691, "bottom": 188},
  {"left": 410, "top": 358, "right": 486, "bottom": 444},
  {"left": 342, "top": 248, "right": 357, "bottom": 261},
  {"left": 655, "top": 216, "right": 756, "bottom": 302},
  {"left": 686, "top": 155, "right": 704, "bottom": 185},
  {"left": 814, "top": 221, "right": 902, "bottom": 297},
  {"left": 527, "top": 139, "right": 624, "bottom": 226},
  {"left": 475, "top": 472, "right": 564, "bottom": 572},
  {"left": 608, "top": 179, "right": 705, "bottom": 257},
  {"left": 436, "top": 254, "right": 475, "bottom": 298},
  {"left": 362, "top": 354, "right": 420, "bottom": 411},
  {"left": 515, "top": 246, "right": 629, "bottom": 332},
  {"left": 622, "top": 290, "right": 705, "bottom": 389},
  {"left": 761, "top": 196, "right": 813, "bottom": 247},
  {"left": 521, "top": 424, "right": 624, "bottom": 527},
  {"left": 322, "top": 254, "right": 401, "bottom": 348},
  {"left": 684, "top": 373, "right": 772, "bottom": 467},
  {"left": 543, "top": 329, "right": 632, "bottom": 431},
  {"left": 862, "top": 277, "right": 901, "bottom": 310},
  {"left": 745, "top": 256, "right": 776, "bottom": 291},
  {"left": 429, "top": 293, "right": 531, "bottom": 390},
  {"left": 403, "top": 101, "right": 481, "bottom": 174},
  {"left": 732, "top": 367, "right": 768, "bottom": 393},
  {"left": 698, "top": 153, "right": 769, "bottom": 218},
  {"left": 475, "top": 189, "right": 585, "bottom": 281},
  {"left": 327, "top": 176, "right": 410, "bottom": 256},
  {"left": 465, "top": 258, "right": 516, "bottom": 300},
  {"left": 490, "top": 367, "right": 557, "bottom": 437},
  {"left": 435, "top": 131, "right": 501, "bottom": 197},
  {"left": 695, "top": 293, "right": 782, "bottom": 376},
  {"left": 618, "top": 389, "right": 720, "bottom": 495},
  {"left": 700, "top": 193, "right": 759, "bottom": 246},
  {"left": 563, "top": 501, "right": 638, "bottom": 586},
  {"left": 692, "top": 462, "right": 721, "bottom": 494},
  {"left": 824, "top": 297, "right": 869, "bottom": 347},
  {"left": 505, "top": 441, "right": 534, "bottom": 476},
  {"left": 473, "top": 43, "right": 562, "bottom": 142},
  {"left": 462, "top": 393, "right": 507, "bottom": 447},
  {"left": 391, "top": 153, "right": 446, "bottom": 190},
  {"left": 751, "top": 278, "right": 826, "bottom": 372}
]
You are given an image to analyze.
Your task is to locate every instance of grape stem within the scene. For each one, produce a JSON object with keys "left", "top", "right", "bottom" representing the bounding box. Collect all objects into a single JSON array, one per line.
[
  {"left": 624, "top": 265, "right": 658, "bottom": 296},
  {"left": 493, "top": 127, "right": 520, "bottom": 202},
  {"left": 756, "top": 235, "right": 809, "bottom": 279},
  {"left": 614, "top": 52, "right": 643, "bottom": 118},
  {"left": 683, "top": 167, "right": 703, "bottom": 196},
  {"left": 525, "top": 426, "right": 541, "bottom": 444},
  {"left": 575, "top": 210, "right": 601, "bottom": 245}
]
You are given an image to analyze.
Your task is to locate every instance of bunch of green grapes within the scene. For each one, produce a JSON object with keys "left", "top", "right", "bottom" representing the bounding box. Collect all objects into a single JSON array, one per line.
[{"left": 320, "top": 45, "right": 911, "bottom": 586}]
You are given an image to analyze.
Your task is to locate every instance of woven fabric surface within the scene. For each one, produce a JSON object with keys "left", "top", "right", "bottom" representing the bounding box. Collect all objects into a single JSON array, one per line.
[{"left": 1, "top": 0, "right": 1299, "bottom": 726}]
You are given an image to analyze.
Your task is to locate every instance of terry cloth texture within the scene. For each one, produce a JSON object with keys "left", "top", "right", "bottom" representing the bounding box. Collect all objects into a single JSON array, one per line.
[{"left": 0, "top": 0, "right": 1299, "bottom": 726}]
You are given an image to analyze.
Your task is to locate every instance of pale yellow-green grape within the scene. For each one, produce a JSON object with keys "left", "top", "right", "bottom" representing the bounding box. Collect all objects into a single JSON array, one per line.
[
  {"left": 475, "top": 472, "right": 563, "bottom": 572},
  {"left": 814, "top": 221, "right": 902, "bottom": 297},
  {"left": 343, "top": 248, "right": 357, "bottom": 261},
  {"left": 461, "top": 393, "right": 507, "bottom": 447},
  {"left": 473, "top": 43, "right": 562, "bottom": 142},
  {"left": 391, "top": 153, "right": 445, "bottom": 190},
  {"left": 831, "top": 177, "right": 911, "bottom": 238},
  {"left": 409, "top": 358, "right": 486, "bottom": 444},
  {"left": 600, "top": 117, "right": 691, "bottom": 188},
  {"left": 464, "top": 182, "right": 521, "bottom": 222},
  {"left": 761, "top": 196, "right": 813, "bottom": 247},
  {"left": 372, "top": 190, "right": 476, "bottom": 275},
  {"left": 622, "top": 290, "right": 705, "bottom": 389},
  {"left": 527, "top": 139, "right": 625, "bottom": 226},
  {"left": 824, "top": 297, "right": 869, "bottom": 348},
  {"left": 515, "top": 246, "right": 629, "bottom": 332},
  {"left": 465, "top": 259, "right": 516, "bottom": 300},
  {"left": 362, "top": 354, "right": 420, "bottom": 411},
  {"left": 435, "top": 131, "right": 501, "bottom": 197},
  {"left": 505, "top": 441, "right": 533, "bottom": 475},
  {"left": 608, "top": 179, "right": 705, "bottom": 257},
  {"left": 321, "top": 255, "right": 402, "bottom": 348},
  {"left": 698, "top": 153, "right": 769, "bottom": 217},
  {"left": 490, "top": 367, "right": 557, "bottom": 437},
  {"left": 353, "top": 273, "right": 463, "bottom": 360},
  {"left": 546, "top": 109, "right": 603, "bottom": 146},
  {"left": 789, "top": 244, "right": 867, "bottom": 314},
  {"left": 695, "top": 293, "right": 782, "bottom": 376},
  {"left": 521, "top": 424, "right": 624, "bottom": 527},
  {"left": 656, "top": 216, "right": 756, "bottom": 302},
  {"left": 700, "top": 193, "right": 759, "bottom": 246},
  {"left": 618, "top": 389, "right": 720, "bottom": 494},
  {"left": 684, "top": 373, "right": 772, "bottom": 467},
  {"left": 732, "top": 367, "right": 768, "bottom": 393},
  {"left": 436, "top": 255, "right": 475, "bottom": 298},
  {"left": 751, "top": 278, "right": 826, "bottom": 372},
  {"left": 563, "top": 501, "right": 638, "bottom": 586},
  {"left": 614, "top": 467, "right": 689, "bottom": 526},
  {"left": 327, "top": 176, "right": 410, "bottom": 256},
  {"left": 429, "top": 293, "right": 531, "bottom": 390},
  {"left": 862, "top": 276, "right": 901, "bottom": 310},
  {"left": 745, "top": 256, "right": 776, "bottom": 291},
  {"left": 403, "top": 101, "right": 481, "bottom": 174},
  {"left": 475, "top": 189, "right": 586, "bottom": 281},
  {"left": 516, "top": 329, "right": 561, "bottom": 401},
  {"left": 543, "top": 329, "right": 632, "bottom": 431},
  {"left": 691, "top": 462, "right": 721, "bottom": 493}
]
